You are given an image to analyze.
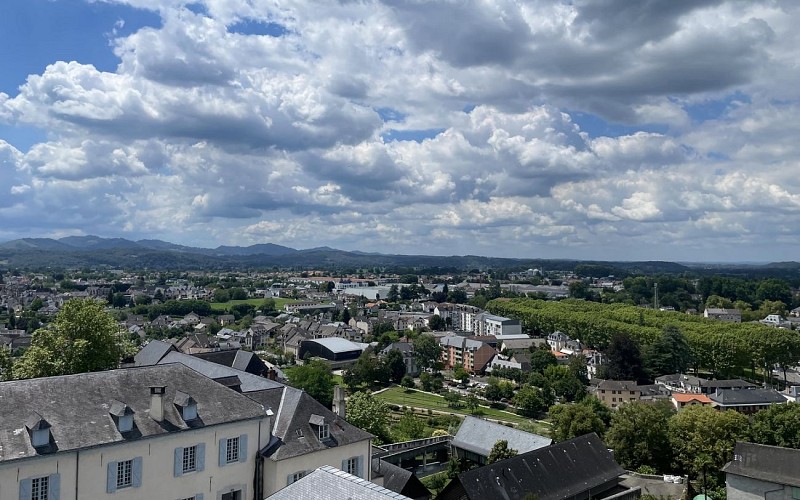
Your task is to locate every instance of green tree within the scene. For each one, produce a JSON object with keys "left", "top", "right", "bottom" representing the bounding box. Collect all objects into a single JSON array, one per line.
[
  {"left": 387, "top": 284, "right": 399, "bottom": 303},
  {"left": 14, "top": 299, "right": 125, "bottom": 379},
  {"left": 487, "top": 440, "right": 518, "bottom": 463},
  {"left": 394, "top": 410, "right": 426, "bottom": 441},
  {"left": 287, "top": 360, "right": 334, "bottom": 407},
  {"left": 513, "top": 384, "right": 552, "bottom": 417},
  {"left": 0, "top": 348, "right": 13, "bottom": 381},
  {"left": 213, "top": 288, "right": 230, "bottom": 303},
  {"left": 529, "top": 349, "right": 558, "bottom": 374},
  {"left": 29, "top": 297, "right": 44, "bottom": 312},
  {"left": 414, "top": 335, "right": 442, "bottom": 372},
  {"left": 644, "top": 325, "right": 691, "bottom": 378},
  {"left": 465, "top": 394, "right": 480, "bottom": 414},
  {"left": 346, "top": 391, "right": 391, "bottom": 443},
  {"left": 548, "top": 400, "right": 607, "bottom": 442},
  {"left": 544, "top": 365, "right": 586, "bottom": 402},
  {"left": 605, "top": 401, "right": 675, "bottom": 472},
  {"left": 428, "top": 314, "right": 446, "bottom": 331},
  {"left": 401, "top": 375, "right": 416, "bottom": 389},
  {"left": 383, "top": 348, "right": 407, "bottom": 384},
  {"left": 261, "top": 298, "right": 276, "bottom": 312},
  {"left": 444, "top": 390, "right": 462, "bottom": 408},
  {"left": 604, "top": 332, "right": 647, "bottom": 383},
  {"left": 668, "top": 405, "right": 750, "bottom": 487},
  {"left": 751, "top": 402, "right": 800, "bottom": 449}
]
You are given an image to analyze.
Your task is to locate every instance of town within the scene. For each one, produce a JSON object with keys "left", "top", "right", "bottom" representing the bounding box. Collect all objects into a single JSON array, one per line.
[{"left": 1, "top": 263, "right": 799, "bottom": 499}]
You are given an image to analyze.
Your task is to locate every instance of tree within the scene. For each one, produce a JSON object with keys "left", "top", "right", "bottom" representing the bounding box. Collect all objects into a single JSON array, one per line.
[
  {"left": 414, "top": 335, "right": 442, "bottom": 372},
  {"left": 453, "top": 364, "right": 469, "bottom": 384},
  {"left": 513, "top": 385, "right": 552, "bottom": 417},
  {"left": 346, "top": 391, "right": 391, "bottom": 443},
  {"left": 401, "top": 375, "right": 415, "bottom": 389},
  {"left": 548, "top": 400, "right": 607, "bottom": 442},
  {"left": 287, "top": 360, "right": 334, "bottom": 407},
  {"left": 604, "top": 332, "right": 647, "bottom": 383},
  {"left": 29, "top": 297, "right": 44, "bottom": 311},
  {"left": 605, "top": 401, "right": 675, "bottom": 472},
  {"left": 465, "top": 394, "right": 480, "bottom": 414},
  {"left": 751, "top": 402, "right": 800, "bottom": 449},
  {"left": 383, "top": 348, "right": 407, "bottom": 384},
  {"left": 544, "top": 365, "right": 586, "bottom": 402},
  {"left": 487, "top": 440, "right": 518, "bottom": 464},
  {"left": 668, "top": 405, "right": 750, "bottom": 487},
  {"left": 387, "top": 284, "right": 399, "bottom": 303},
  {"left": 444, "top": 390, "right": 462, "bottom": 408},
  {"left": 419, "top": 372, "right": 443, "bottom": 392},
  {"left": 529, "top": 350, "right": 558, "bottom": 374},
  {"left": 339, "top": 308, "right": 352, "bottom": 324},
  {"left": 428, "top": 314, "right": 446, "bottom": 331},
  {"left": 261, "top": 298, "right": 276, "bottom": 312},
  {"left": 644, "top": 325, "right": 691, "bottom": 378},
  {"left": 0, "top": 348, "right": 13, "bottom": 381},
  {"left": 14, "top": 299, "right": 125, "bottom": 379},
  {"left": 394, "top": 410, "right": 426, "bottom": 441}
]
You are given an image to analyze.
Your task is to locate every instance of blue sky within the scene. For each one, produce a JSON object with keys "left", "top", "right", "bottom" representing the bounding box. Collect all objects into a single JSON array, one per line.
[{"left": 0, "top": 1, "right": 799, "bottom": 262}]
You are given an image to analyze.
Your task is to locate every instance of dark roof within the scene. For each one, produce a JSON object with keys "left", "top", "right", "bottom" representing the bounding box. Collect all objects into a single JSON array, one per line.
[
  {"left": 260, "top": 386, "right": 372, "bottom": 461},
  {"left": 709, "top": 388, "right": 787, "bottom": 405},
  {"left": 133, "top": 339, "right": 176, "bottom": 366},
  {"left": 0, "top": 364, "right": 267, "bottom": 463},
  {"left": 451, "top": 416, "right": 551, "bottom": 457},
  {"left": 193, "top": 349, "right": 269, "bottom": 376},
  {"left": 722, "top": 442, "right": 800, "bottom": 487},
  {"left": 267, "top": 465, "right": 410, "bottom": 499},
  {"left": 157, "top": 351, "right": 283, "bottom": 392},
  {"left": 439, "top": 433, "right": 624, "bottom": 500},
  {"left": 703, "top": 379, "right": 756, "bottom": 389},
  {"left": 372, "top": 459, "right": 431, "bottom": 499},
  {"left": 596, "top": 380, "right": 638, "bottom": 391}
]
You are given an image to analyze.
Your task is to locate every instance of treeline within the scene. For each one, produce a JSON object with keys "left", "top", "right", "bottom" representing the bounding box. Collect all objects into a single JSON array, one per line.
[
  {"left": 487, "top": 298, "right": 800, "bottom": 379},
  {"left": 131, "top": 299, "right": 213, "bottom": 318}
]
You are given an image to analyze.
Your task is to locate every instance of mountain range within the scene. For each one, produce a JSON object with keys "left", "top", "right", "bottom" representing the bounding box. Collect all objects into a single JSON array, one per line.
[{"left": 0, "top": 235, "right": 798, "bottom": 276}]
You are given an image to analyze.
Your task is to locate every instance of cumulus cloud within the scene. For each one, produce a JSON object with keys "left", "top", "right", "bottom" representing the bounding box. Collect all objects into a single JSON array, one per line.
[{"left": 1, "top": 0, "right": 799, "bottom": 260}]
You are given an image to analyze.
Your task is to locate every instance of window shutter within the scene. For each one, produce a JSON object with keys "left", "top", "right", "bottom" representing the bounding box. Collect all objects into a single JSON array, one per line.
[
  {"left": 132, "top": 457, "right": 143, "bottom": 488},
  {"left": 174, "top": 447, "right": 184, "bottom": 477},
  {"left": 341, "top": 459, "right": 347, "bottom": 472},
  {"left": 195, "top": 495, "right": 203, "bottom": 500},
  {"left": 218, "top": 438, "right": 227, "bottom": 467},
  {"left": 106, "top": 462, "right": 118, "bottom": 493},
  {"left": 356, "top": 456, "right": 363, "bottom": 478},
  {"left": 287, "top": 474, "right": 295, "bottom": 486},
  {"left": 238, "top": 434, "right": 248, "bottom": 463},
  {"left": 19, "top": 479, "right": 31, "bottom": 500},
  {"left": 196, "top": 443, "right": 206, "bottom": 472},
  {"left": 48, "top": 473, "right": 60, "bottom": 500}
]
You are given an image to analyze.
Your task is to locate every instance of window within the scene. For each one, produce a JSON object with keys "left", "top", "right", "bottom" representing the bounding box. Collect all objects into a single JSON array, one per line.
[
  {"left": 226, "top": 437, "right": 239, "bottom": 463},
  {"left": 118, "top": 414, "right": 133, "bottom": 433},
  {"left": 117, "top": 460, "right": 133, "bottom": 489},
  {"left": 342, "top": 456, "right": 362, "bottom": 477},
  {"left": 318, "top": 424, "right": 330, "bottom": 441},
  {"left": 31, "top": 476, "right": 49, "bottom": 500},
  {"left": 288, "top": 471, "right": 308, "bottom": 485},
  {"left": 221, "top": 490, "right": 242, "bottom": 500},
  {"left": 792, "top": 487, "right": 800, "bottom": 500},
  {"left": 182, "top": 404, "right": 198, "bottom": 421},
  {"left": 31, "top": 428, "right": 50, "bottom": 447},
  {"left": 183, "top": 445, "right": 197, "bottom": 473}
]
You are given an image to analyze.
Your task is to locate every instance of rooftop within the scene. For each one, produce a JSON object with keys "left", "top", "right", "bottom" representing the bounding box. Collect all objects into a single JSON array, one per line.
[
  {"left": 451, "top": 416, "right": 552, "bottom": 458},
  {"left": 722, "top": 442, "right": 800, "bottom": 488},
  {"left": 267, "top": 465, "right": 411, "bottom": 499}
]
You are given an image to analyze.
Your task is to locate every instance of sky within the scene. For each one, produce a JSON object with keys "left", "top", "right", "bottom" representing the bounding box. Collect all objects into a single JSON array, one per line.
[{"left": 1, "top": 0, "right": 799, "bottom": 262}]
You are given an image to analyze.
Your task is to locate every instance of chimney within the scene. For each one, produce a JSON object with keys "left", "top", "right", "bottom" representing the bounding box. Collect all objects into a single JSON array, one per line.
[
  {"left": 332, "top": 385, "right": 346, "bottom": 418},
  {"left": 150, "top": 385, "right": 166, "bottom": 422},
  {"left": 267, "top": 368, "right": 277, "bottom": 381}
]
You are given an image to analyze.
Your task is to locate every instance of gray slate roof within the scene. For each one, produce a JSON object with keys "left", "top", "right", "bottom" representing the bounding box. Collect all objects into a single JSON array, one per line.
[
  {"left": 0, "top": 364, "right": 267, "bottom": 463},
  {"left": 267, "top": 465, "right": 411, "bottom": 499},
  {"left": 723, "top": 441, "right": 800, "bottom": 487},
  {"left": 451, "top": 416, "right": 552, "bottom": 457},
  {"left": 133, "top": 339, "right": 176, "bottom": 366},
  {"left": 709, "top": 388, "right": 787, "bottom": 405},
  {"left": 258, "top": 386, "right": 373, "bottom": 461},
  {"left": 157, "top": 351, "right": 283, "bottom": 392}
]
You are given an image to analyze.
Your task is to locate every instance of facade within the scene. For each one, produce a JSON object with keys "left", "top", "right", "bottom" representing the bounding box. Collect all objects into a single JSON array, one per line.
[
  {"left": 474, "top": 313, "right": 522, "bottom": 337},
  {"left": 671, "top": 393, "right": 712, "bottom": 411},
  {"left": 703, "top": 308, "right": 742, "bottom": 323},
  {"left": 708, "top": 388, "right": 787, "bottom": 414},
  {"left": 0, "top": 364, "right": 269, "bottom": 500},
  {"left": 439, "top": 336, "right": 497, "bottom": 374},
  {"left": 655, "top": 374, "right": 755, "bottom": 395},
  {"left": 723, "top": 442, "right": 800, "bottom": 500},
  {"left": 381, "top": 342, "right": 419, "bottom": 376},
  {"left": 594, "top": 380, "right": 640, "bottom": 409}
]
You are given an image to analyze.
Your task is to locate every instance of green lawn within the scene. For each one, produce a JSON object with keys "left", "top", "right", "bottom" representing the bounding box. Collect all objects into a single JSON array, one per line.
[
  {"left": 210, "top": 297, "right": 299, "bottom": 312},
  {"left": 375, "top": 386, "right": 550, "bottom": 432}
]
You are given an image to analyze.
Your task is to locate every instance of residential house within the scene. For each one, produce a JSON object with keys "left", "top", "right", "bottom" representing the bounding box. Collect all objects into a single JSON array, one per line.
[
  {"left": 704, "top": 308, "right": 742, "bottom": 323},
  {"left": 450, "top": 416, "right": 552, "bottom": 466},
  {"left": 655, "top": 374, "right": 756, "bottom": 395},
  {"left": 671, "top": 393, "right": 713, "bottom": 411},
  {"left": 723, "top": 442, "right": 800, "bottom": 500},
  {"left": 594, "top": 380, "right": 640, "bottom": 409},
  {"left": 760, "top": 314, "right": 792, "bottom": 328},
  {"left": 381, "top": 342, "right": 419, "bottom": 376},
  {"left": 708, "top": 387, "right": 787, "bottom": 414},
  {"left": 474, "top": 313, "right": 522, "bottom": 337},
  {"left": 438, "top": 433, "right": 638, "bottom": 500},
  {"left": 547, "top": 331, "right": 570, "bottom": 352}
]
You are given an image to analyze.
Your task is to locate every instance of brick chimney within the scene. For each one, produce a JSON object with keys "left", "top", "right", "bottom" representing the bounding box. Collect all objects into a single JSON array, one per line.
[{"left": 149, "top": 385, "right": 166, "bottom": 422}]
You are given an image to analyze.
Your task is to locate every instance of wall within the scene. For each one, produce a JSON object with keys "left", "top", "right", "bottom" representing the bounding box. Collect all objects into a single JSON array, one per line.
[{"left": 727, "top": 473, "right": 795, "bottom": 500}]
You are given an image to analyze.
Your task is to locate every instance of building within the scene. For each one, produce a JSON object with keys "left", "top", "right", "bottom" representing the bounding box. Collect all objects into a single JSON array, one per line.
[
  {"left": 594, "top": 380, "right": 640, "bottom": 409},
  {"left": 723, "top": 442, "right": 800, "bottom": 500},
  {"left": 703, "top": 308, "right": 742, "bottom": 323},
  {"left": 450, "top": 416, "right": 551, "bottom": 466},
  {"left": 546, "top": 331, "right": 571, "bottom": 352},
  {"left": 474, "top": 313, "right": 522, "bottom": 337},
  {"left": 655, "top": 374, "right": 756, "bottom": 395},
  {"left": 708, "top": 387, "right": 787, "bottom": 414},
  {"left": 438, "top": 433, "right": 639, "bottom": 500},
  {"left": 267, "top": 465, "right": 411, "bottom": 500},
  {"left": 297, "top": 337, "right": 365, "bottom": 367},
  {"left": 671, "top": 393, "right": 713, "bottom": 411},
  {"left": 439, "top": 336, "right": 497, "bottom": 374},
  {"left": 371, "top": 459, "right": 431, "bottom": 500},
  {"left": 0, "top": 364, "right": 268, "bottom": 500},
  {"left": 381, "top": 342, "right": 419, "bottom": 376}
]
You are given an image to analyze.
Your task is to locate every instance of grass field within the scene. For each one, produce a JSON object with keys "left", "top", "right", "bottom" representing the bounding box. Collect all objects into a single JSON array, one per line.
[
  {"left": 375, "top": 386, "right": 550, "bottom": 433},
  {"left": 210, "top": 297, "right": 299, "bottom": 312}
]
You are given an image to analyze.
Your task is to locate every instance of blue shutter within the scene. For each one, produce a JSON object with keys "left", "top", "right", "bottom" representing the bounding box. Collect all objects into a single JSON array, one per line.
[
  {"left": 131, "top": 457, "right": 143, "bottom": 488},
  {"left": 238, "top": 434, "right": 248, "bottom": 463},
  {"left": 19, "top": 479, "right": 32, "bottom": 500},
  {"left": 195, "top": 494, "right": 204, "bottom": 500},
  {"left": 341, "top": 459, "right": 347, "bottom": 472},
  {"left": 174, "top": 447, "right": 184, "bottom": 477},
  {"left": 356, "top": 456, "right": 363, "bottom": 478},
  {"left": 48, "top": 473, "right": 60, "bottom": 500},
  {"left": 106, "top": 462, "right": 118, "bottom": 493},
  {"left": 196, "top": 443, "right": 206, "bottom": 472},
  {"left": 287, "top": 474, "right": 295, "bottom": 486},
  {"left": 218, "top": 438, "right": 227, "bottom": 467}
]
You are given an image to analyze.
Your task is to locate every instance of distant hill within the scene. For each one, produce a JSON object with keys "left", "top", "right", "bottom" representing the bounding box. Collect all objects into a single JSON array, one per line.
[
  {"left": 0, "top": 238, "right": 75, "bottom": 252},
  {"left": 59, "top": 235, "right": 143, "bottom": 250},
  {"left": 210, "top": 243, "right": 297, "bottom": 256}
]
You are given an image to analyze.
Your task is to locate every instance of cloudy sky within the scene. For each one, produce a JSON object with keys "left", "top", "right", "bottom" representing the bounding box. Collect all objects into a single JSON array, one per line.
[{"left": 1, "top": 0, "right": 798, "bottom": 262}]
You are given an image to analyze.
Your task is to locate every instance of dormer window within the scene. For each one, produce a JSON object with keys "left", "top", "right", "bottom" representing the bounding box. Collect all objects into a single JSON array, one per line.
[
  {"left": 25, "top": 412, "right": 51, "bottom": 448},
  {"left": 174, "top": 390, "right": 198, "bottom": 422},
  {"left": 309, "top": 414, "right": 330, "bottom": 441},
  {"left": 109, "top": 399, "right": 135, "bottom": 433}
]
